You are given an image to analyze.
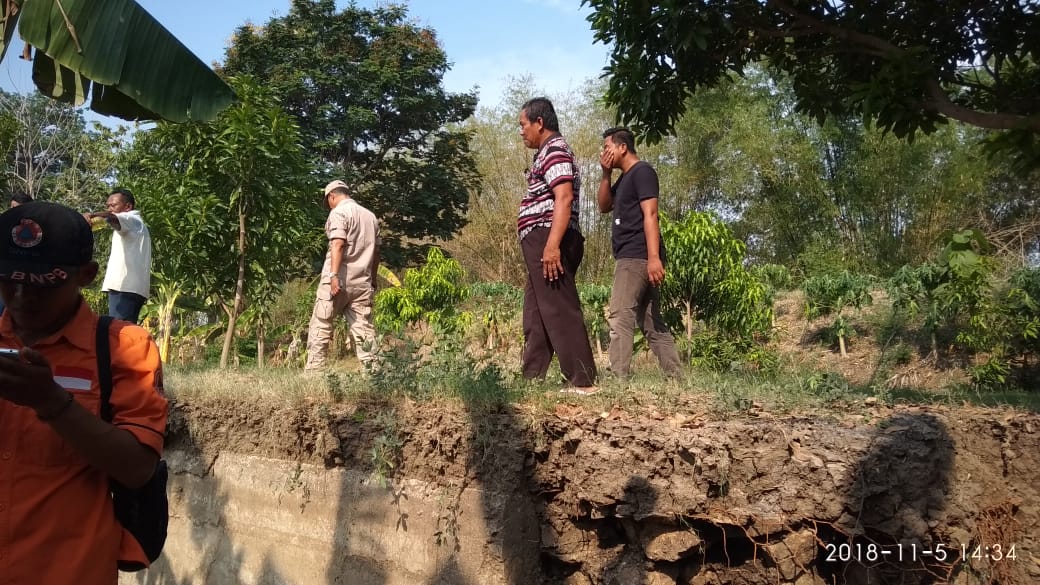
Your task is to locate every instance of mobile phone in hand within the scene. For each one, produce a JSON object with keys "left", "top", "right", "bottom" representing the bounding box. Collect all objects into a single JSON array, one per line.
[{"left": 0, "top": 348, "right": 20, "bottom": 359}]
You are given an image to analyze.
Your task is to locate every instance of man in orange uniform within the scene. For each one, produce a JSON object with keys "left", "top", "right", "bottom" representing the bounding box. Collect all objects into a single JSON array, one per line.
[{"left": 0, "top": 202, "right": 168, "bottom": 584}]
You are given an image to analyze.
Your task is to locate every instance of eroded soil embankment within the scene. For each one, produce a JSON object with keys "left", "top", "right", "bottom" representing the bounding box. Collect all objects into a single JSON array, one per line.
[{"left": 168, "top": 397, "right": 1040, "bottom": 584}]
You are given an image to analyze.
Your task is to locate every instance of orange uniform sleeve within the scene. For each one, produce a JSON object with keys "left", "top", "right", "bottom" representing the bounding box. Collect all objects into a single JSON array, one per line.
[{"left": 108, "top": 321, "right": 168, "bottom": 455}]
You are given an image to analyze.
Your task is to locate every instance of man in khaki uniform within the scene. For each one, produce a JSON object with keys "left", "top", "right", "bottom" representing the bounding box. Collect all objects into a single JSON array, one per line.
[{"left": 305, "top": 180, "right": 381, "bottom": 370}]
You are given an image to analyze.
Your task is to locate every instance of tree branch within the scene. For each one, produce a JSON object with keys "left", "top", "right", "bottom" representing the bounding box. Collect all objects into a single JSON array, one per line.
[
  {"left": 767, "top": 0, "right": 1040, "bottom": 132},
  {"left": 768, "top": 0, "right": 904, "bottom": 58},
  {"left": 923, "top": 78, "right": 1040, "bottom": 131}
]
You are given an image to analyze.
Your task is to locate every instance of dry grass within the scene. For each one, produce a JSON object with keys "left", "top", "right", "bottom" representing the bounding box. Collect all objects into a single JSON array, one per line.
[{"left": 166, "top": 364, "right": 370, "bottom": 406}]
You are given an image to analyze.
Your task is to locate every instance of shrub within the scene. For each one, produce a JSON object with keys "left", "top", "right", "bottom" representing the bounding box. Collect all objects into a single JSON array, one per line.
[
  {"left": 752, "top": 263, "right": 792, "bottom": 299},
  {"left": 660, "top": 212, "right": 773, "bottom": 341},
  {"left": 375, "top": 247, "right": 470, "bottom": 336},
  {"left": 803, "top": 270, "right": 874, "bottom": 357}
]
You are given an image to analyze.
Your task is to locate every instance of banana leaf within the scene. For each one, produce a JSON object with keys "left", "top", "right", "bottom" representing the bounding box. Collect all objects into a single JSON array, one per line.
[
  {"left": 31, "top": 48, "right": 162, "bottom": 119},
  {"left": 32, "top": 49, "right": 88, "bottom": 105},
  {"left": 16, "top": 0, "right": 233, "bottom": 122}
]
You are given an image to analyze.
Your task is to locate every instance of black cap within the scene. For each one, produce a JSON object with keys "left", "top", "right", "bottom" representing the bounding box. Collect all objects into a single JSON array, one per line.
[{"left": 0, "top": 202, "right": 93, "bottom": 287}]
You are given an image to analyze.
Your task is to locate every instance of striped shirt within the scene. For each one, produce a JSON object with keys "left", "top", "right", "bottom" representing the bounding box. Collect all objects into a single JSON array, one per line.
[{"left": 517, "top": 134, "right": 582, "bottom": 240}]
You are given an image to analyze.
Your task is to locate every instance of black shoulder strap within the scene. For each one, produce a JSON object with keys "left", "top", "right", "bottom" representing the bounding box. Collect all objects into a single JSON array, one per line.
[{"left": 97, "top": 316, "right": 114, "bottom": 423}]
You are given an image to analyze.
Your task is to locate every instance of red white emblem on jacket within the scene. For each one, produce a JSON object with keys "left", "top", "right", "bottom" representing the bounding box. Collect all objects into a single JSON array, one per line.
[{"left": 54, "top": 366, "right": 93, "bottom": 392}]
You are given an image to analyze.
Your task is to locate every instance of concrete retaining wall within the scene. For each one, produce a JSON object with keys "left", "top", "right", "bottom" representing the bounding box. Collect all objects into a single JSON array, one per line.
[{"left": 120, "top": 449, "right": 541, "bottom": 585}]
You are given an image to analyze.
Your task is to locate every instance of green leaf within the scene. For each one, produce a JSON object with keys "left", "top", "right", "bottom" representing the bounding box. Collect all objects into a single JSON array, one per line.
[
  {"left": 31, "top": 50, "right": 89, "bottom": 105},
  {"left": 18, "top": 0, "right": 233, "bottom": 121}
]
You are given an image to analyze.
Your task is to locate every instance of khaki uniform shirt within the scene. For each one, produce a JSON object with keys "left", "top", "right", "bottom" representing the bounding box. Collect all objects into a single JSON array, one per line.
[{"left": 320, "top": 198, "right": 379, "bottom": 295}]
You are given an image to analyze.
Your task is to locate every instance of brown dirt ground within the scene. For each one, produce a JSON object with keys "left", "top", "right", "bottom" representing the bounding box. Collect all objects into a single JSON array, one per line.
[
  {"left": 169, "top": 390, "right": 1040, "bottom": 585},
  {"left": 770, "top": 291, "right": 969, "bottom": 390}
]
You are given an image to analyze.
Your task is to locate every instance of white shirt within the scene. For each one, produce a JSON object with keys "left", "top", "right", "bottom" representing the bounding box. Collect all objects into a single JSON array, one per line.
[{"left": 101, "top": 210, "right": 152, "bottom": 298}]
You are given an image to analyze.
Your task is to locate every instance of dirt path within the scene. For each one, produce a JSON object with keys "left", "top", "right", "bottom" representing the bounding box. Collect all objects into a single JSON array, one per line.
[{"left": 169, "top": 396, "right": 1039, "bottom": 584}]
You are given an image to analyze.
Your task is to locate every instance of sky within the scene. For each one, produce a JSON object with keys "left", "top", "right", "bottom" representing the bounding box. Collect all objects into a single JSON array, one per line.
[{"left": 0, "top": 0, "right": 612, "bottom": 113}]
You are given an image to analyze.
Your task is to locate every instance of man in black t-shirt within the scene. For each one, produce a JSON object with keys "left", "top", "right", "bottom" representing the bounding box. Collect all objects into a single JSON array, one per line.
[{"left": 596, "top": 127, "right": 682, "bottom": 378}]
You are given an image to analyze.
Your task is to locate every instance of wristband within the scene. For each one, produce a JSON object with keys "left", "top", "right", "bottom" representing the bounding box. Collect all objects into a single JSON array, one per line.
[{"left": 37, "top": 391, "right": 75, "bottom": 422}]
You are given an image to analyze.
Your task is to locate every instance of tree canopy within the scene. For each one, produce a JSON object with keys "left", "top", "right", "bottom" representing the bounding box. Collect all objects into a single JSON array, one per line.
[
  {"left": 220, "top": 0, "right": 481, "bottom": 266},
  {"left": 120, "top": 76, "right": 318, "bottom": 367},
  {"left": 0, "top": 89, "right": 122, "bottom": 204},
  {"left": 584, "top": 0, "right": 1040, "bottom": 147}
]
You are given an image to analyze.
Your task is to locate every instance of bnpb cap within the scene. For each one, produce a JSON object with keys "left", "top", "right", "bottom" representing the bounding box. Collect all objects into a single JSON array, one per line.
[{"left": 0, "top": 202, "right": 93, "bottom": 287}]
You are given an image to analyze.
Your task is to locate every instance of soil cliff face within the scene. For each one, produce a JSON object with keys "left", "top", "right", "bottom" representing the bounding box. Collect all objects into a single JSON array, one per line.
[{"left": 167, "top": 397, "right": 1039, "bottom": 584}]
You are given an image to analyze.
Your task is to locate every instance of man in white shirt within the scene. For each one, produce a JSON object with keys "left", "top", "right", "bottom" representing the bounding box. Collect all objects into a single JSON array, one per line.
[{"left": 85, "top": 189, "right": 152, "bottom": 324}]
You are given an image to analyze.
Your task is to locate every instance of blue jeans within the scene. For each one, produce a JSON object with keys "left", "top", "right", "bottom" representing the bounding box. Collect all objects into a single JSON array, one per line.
[{"left": 108, "top": 291, "right": 147, "bottom": 324}]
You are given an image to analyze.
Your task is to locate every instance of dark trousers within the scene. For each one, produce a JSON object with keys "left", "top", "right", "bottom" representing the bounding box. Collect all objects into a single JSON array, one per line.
[
  {"left": 108, "top": 291, "right": 147, "bottom": 324},
  {"left": 607, "top": 258, "right": 682, "bottom": 377},
  {"left": 520, "top": 227, "right": 597, "bottom": 387}
]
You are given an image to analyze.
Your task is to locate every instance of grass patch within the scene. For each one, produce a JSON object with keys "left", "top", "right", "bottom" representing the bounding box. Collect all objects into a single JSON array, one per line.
[
  {"left": 166, "top": 357, "right": 1040, "bottom": 415},
  {"left": 886, "top": 385, "right": 1040, "bottom": 412},
  {"left": 165, "top": 364, "right": 372, "bottom": 405}
]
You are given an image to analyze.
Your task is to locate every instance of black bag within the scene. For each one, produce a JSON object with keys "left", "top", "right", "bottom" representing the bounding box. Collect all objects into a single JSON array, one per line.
[{"left": 96, "top": 316, "right": 169, "bottom": 572}]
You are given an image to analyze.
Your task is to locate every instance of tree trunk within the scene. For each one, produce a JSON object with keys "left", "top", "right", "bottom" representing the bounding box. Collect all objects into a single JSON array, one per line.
[
  {"left": 257, "top": 314, "right": 266, "bottom": 369},
  {"left": 684, "top": 300, "right": 693, "bottom": 342},
  {"left": 219, "top": 201, "right": 248, "bottom": 368},
  {"left": 159, "top": 301, "right": 175, "bottom": 363}
]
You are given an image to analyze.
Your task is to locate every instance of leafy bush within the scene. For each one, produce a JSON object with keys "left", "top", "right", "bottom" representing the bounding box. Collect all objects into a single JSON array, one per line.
[
  {"left": 375, "top": 247, "right": 471, "bottom": 336},
  {"left": 367, "top": 337, "right": 422, "bottom": 396},
  {"left": 367, "top": 330, "right": 509, "bottom": 404},
  {"left": 469, "top": 281, "right": 523, "bottom": 303},
  {"left": 468, "top": 281, "right": 523, "bottom": 351},
  {"left": 659, "top": 212, "right": 773, "bottom": 341},
  {"left": 681, "top": 331, "right": 778, "bottom": 374},
  {"left": 884, "top": 230, "right": 1040, "bottom": 390},
  {"left": 801, "top": 371, "right": 853, "bottom": 401},
  {"left": 579, "top": 283, "right": 612, "bottom": 356},
  {"left": 751, "top": 263, "right": 792, "bottom": 299},
  {"left": 796, "top": 238, "right": 861, "bottom": 281},
  {"left": 1006, "top": 267, "right": 1040, "bottom": 357}
]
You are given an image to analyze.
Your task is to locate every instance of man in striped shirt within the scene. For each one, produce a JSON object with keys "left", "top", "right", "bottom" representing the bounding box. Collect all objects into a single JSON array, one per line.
[{"left": 517, "top": 97, "right": 597, "bottom": 393}]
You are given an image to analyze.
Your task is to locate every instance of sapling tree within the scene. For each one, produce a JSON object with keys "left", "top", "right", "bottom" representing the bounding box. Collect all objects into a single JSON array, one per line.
[
  {"left": 578, "top": 284, "right": 611, "bottom": 359},
  {"left": 375, "top": 247, "right": 470, "bottom": 338},
  {"left": 803, "top": 271, "right": 874, "bottom": 357},
  {"left": 659, "top": 212, "right": 773, "bottom": 345}
]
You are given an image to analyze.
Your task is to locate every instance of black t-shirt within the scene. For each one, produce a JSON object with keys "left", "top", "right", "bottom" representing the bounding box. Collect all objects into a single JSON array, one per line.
[{"left": 611, "top": 161, "right": 664, "bottom": 260}]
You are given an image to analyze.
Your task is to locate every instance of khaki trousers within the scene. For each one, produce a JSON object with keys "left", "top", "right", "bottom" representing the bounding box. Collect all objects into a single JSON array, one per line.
[
  {"left": 607, "top": 258, "right": 682, "bottom": 378},
  {"left": 305, "top": 281, "right": 376, "bottom": 370}
]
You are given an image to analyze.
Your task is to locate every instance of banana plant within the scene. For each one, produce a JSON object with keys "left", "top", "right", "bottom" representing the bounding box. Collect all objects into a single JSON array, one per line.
[
  {"left": 1, "top": 0, "right": 233, "bottom": 121},
  {"left": 150, "top": 279, "right": 183, "bottom": 364}
]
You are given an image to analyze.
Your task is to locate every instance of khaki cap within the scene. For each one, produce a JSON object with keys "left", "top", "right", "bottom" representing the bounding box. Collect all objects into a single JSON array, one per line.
[{"left": 324, "top": 180, "right": 349, "bottom": 197}]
